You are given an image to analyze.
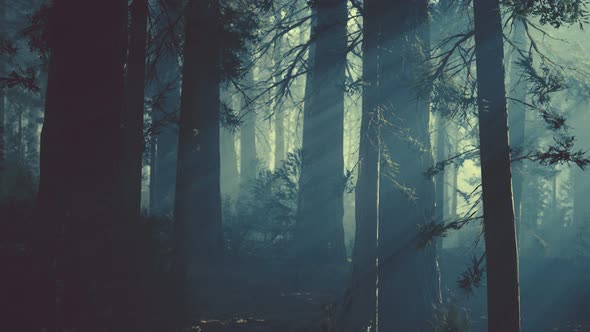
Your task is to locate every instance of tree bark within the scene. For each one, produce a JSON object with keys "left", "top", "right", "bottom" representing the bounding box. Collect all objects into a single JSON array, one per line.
[
  {"left": 35, "top": 0, "right": 129, "bottom": 330},
  {"left": 435, "top": 114, "right": 446, "bottom": 222},
  {"left": 122, "top": 0, "right": 148, "bottom": 219},
  {"left": 220, "top": 87, "right": 239, "bottom": 198},
  {"left": 273, "top": 40, "right": 286, "bottom": 166},
  {"left": 508, "top": 17, "right": 527, "bottom": 240},
  {"left": 473, "top": 0, "right": 521, "bottom": 330},
  {"left": 343, "top": 0, "right": 379, "bottom": 329},
  {"left": 173, "top": 0, "right": 223, "bottom": 325},
  {"left": 274, "top": 110, "right": 285, "bottom": 169},
  {"left": 295, "top": 0, "right": 348, "bottom": 268}
]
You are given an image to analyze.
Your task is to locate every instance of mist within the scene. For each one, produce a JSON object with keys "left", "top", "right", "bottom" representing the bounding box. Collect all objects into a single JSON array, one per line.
[{"left": 1, "top": 0, "right": 590, "bottom": 331}]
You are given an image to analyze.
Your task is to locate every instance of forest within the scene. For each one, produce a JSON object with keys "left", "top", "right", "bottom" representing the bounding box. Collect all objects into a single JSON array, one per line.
[{"left": 1, "top": 0, "right": 590, "bottom": 331}]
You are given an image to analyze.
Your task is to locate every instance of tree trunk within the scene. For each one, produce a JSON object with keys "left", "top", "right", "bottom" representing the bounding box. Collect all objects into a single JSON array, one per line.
[
  {"left": 273, "top": 41, "right": 286, "bottom": 167},
  {"left": 473, "top": 0, "right": 521, "bottom": 330},
  {"left": 573, "top": 107, "right": 590, "bottom": 231},
  {"left": 34, "top": 0, "right": 129, "bottom": 330},
  {"left": 376, "top": 1, "right": 440, "bottom": 330},
  {"left": 295, "top": 0, "right": 348, "bottom": 269},
  {"left": 435, "top": 114, "right": 446, "bottom": 222},
  {"left": 342, "top": 0, "right": 379, "bottom": 329},
  {"left": 274, "top": 111, "right": 285, "bottom": 166},
  {"left": 122, "top": 0, "right": 148, "bottom": 219},
  {"left": 239, "top": 69, "right": 257, "bottom": 189},
  {"left": 508, "top": 17, "right": 527, "bottom": 240},
  {"left": 149, "top": 0, "right": 181, "bottom": 217},
  {"left": 174, "top": 0, "right": 223, "bottom": 325},
  {"left": 220, "top": 87, "right": 239, "bottom": 198}
]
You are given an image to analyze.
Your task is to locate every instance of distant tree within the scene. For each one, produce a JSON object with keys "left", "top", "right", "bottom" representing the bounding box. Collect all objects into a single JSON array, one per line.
[
  {"left": 273, "top": 40, "right": 286, "bottom": 166},
  {"left": 376, "top": 0, "right": 440, "bottom": 330},
  {"left": 508, "top": 15, "right": 528, "bottom": 239},
  {"left": 220, "top": 86, "right": 240, "bottom": 198},
  {"left": 295, "top": 0, "right": 348, "bottom": 268},
  {"left": 239, "top": 68, "right": 258, "bottom": 190},
  {"left": 149, "top": 0, "right": 182, "bottom": 217}
]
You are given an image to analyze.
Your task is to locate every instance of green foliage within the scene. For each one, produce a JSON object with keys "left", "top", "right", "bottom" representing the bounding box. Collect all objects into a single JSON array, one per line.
[
  {"left": 223, "top": 149, "right": 301, "bottom": 259},
  {"left": 505, "top": 0, "right": 589, "bottom": 28},
  {"left": 220, "top": 0, "right": 271, "bottom": 80},
  {"left": 457, "top": 254, "right": 486, "bottom": 295},
  {"left": 19, "top": 3, "right": 50, "bottom": 60},
  {"left": 430, "top": 297, "right": 472, "bottom": 332},
  {"left": 220, "top": 100, "right": 242, "bottom": 132},
  {"left": 533, "top": 135, "right": 590, "bottom": 169}
]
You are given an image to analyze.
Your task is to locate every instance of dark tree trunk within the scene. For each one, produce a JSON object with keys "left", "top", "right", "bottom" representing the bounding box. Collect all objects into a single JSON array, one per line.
[
  {"left": 173, "top": 0, "right": 223, "bottom": 326},
  {"left": 122, "top": 0, "right": 148, "bottom": 219},
  {"left": 149, "top": 0, "right": 181, "bottom": 217},
  {"left": 342, "top": 0, "right": 379, "bottom": 329},
  {"left": 376, "top": 1, "right": 440, "bottom": 330},
  {"left": 295, "top": 0, "right": 347, "bottom": 268},
  {"left": 239, "top": 69, "right": 257, "bottom": 189},
  {"left": 34, "top": 0, "right": 129, "bottom": 330},
  {"left": 508, "top": 17, "right": 527, "bottom": 239},
  {"left": 473, "top": 0, "right": 521, "bottom": 330}
]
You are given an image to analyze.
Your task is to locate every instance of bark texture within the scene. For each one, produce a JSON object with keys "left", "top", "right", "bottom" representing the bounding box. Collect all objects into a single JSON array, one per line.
[
  {"left": 473, "top": 0, "right": 521, "bottom": 330},
  {"left": 508, "top": 17, "right": 527, "bottom": 238},
  {"left": 343, "top": 0, "right": 379, "bottom": 329},
  {"left": 295, "top": 0, "right": 348, "bottom": 267},
  {"left": 376, "top": 1, "right": 440, "bottom": 330}
]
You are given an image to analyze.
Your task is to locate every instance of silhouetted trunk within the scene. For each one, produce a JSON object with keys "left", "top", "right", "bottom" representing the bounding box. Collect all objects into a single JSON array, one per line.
[
  {"left": 239, "top": 69, "right": 257, "bottom": 189},
  {"left": 122, "top": 0, "right": 148, "bottom": 219},
  {"left": 174, "top": 0, "right": 223, "bottom": 326},
  {"left": 376, "top": 1, "right": 440, "bottom": 330},
  {"left": 295, "top": 0, "right": 347, "bottom": 268},
  {"left": 473, "top": 0, "right": 521, "bottom": 330},
  {"left": 34, "top": 0, "right": 129, "bottom": 330},
  {"left": 508, "top": 17, "right": 527, "bottom": 239},
  {"left": 149, "top": 0, "right": 181, "bottom": 217},
  {"left": 342, "top": 0, "right": 379, "bottom": 329}
]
